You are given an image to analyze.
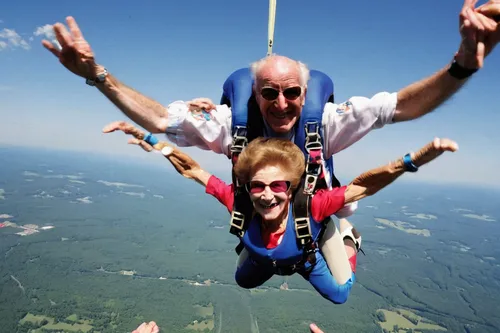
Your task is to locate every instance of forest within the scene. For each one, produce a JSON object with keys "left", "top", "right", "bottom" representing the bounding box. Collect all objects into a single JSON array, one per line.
[{"left": 1, "top": 146, "right": 500, "bottom": 332}]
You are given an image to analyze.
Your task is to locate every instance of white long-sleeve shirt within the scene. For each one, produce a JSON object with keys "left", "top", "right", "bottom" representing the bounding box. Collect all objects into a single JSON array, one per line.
[
  {"left": 164, "top": 91, "right": 398, "bottom": 217},
  {"left": 165, "top": 92, "right": 397, "bottom": 158}
]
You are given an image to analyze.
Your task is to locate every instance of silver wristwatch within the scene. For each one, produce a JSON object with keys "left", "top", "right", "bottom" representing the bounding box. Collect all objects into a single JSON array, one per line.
[{"left": 86, "top": 68, "right": 108, "bottom": 86}]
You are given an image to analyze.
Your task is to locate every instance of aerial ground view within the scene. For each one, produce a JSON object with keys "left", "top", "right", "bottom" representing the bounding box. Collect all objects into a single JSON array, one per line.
[
  {"left": 1, "top": 0, "right": 500, "bottom": 332},
  {"left": 1, "top": 146, "right": 499, "bottom": 333}
]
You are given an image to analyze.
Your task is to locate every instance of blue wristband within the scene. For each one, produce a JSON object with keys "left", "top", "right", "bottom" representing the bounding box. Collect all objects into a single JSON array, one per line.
[
  {"left": 143, "top": 133, "right": 159, "bottom": 146},
  {"left": 403, "top": 153, "right": 418, "bottom": 172}
]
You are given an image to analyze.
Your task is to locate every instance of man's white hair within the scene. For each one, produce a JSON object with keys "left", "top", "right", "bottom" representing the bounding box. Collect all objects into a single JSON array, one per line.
[{"left": 249, "top": 54, "right": 310, "bottom": 87}]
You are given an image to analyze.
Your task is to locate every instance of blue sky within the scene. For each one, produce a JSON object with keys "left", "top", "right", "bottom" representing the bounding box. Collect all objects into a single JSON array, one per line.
[{"left": 1, "top": 0, "right": 499, "bottom": 188}]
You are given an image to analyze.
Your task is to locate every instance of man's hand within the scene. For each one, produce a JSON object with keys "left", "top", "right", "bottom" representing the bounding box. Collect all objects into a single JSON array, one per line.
[
  {"left": 457, "top": 0, "right": 499, "bottom": 69},
  {"left": 476, "top": 0, "right": 500, "bottom": 57},
  {"left": 42, "top": 16, "right": 102, "bottom": 79},
  {"left": 187, "top": 98, "right": 216, "bottom": 113}
]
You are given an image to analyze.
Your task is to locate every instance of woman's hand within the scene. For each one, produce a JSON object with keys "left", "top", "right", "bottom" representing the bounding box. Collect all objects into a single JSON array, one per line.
[
  {"left": 102, "top": 121, "right": 203, "bottom": 181},
  {"left": 345, "top": 138, "right": 459, "bottom": 203},
  {"left": 410, "top": 138, "right": 459, "bottom": 167},
  {"left": 102, "top": 121, "right": 160, "bottom": 152},
  {"left": 160, "top": 146, "right": 203, "bottom": 181}
]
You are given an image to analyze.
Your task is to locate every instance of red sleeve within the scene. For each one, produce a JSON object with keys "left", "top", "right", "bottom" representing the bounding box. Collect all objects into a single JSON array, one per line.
[
  {"left": 205, "top": 175, "right": 234, "bottom": 213},
  {"left": 310, "top": 186, "right": 347, "bottom": 222}
]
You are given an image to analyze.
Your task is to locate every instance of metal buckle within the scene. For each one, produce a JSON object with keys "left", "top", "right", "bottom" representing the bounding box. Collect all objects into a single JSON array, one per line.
[
  {"left": 230, "top": 211, "right": 245, "bottom": 237},
  {"left": 304, "top": 162, "right": 321, "bottom": 195},
  {"left": 304, "top": 122, "right": 322, "bottom": 152},
  {"left": 304, "top": 175, "right": 318, "bottom": 195},
  {"left": 304, "top": 154, "right": 322, "bottom": 194},
  {"left": 230, "top": 126, "right": 248, "bottom": 158},
  {"left": 233, "top": 126, "right": 248, "bottom": 137},
  {"left": 306, "top": 161, "right": 321, "bottom": 175},
  {"left": 305, "top": 139, "right": 322, "bottom": 152},
  {"left": 295, "top": 217, "right": 312, "bottom": 242},
  {"left": 230, "top": 138, "right": 247, "bottom": 153},
  {"left": 305, "top": 121, "right": 319, "bottom": 135}
]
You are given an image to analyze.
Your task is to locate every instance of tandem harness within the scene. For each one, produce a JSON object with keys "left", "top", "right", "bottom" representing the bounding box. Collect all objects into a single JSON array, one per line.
[{"left": 219, "top": 67, "right": 340, "bottom": 273}]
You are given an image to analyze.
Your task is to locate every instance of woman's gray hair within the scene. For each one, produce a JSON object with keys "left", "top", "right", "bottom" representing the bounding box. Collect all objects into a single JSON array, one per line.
[{"left": 249, "top": 54, "right": 310, "bottom": 87}]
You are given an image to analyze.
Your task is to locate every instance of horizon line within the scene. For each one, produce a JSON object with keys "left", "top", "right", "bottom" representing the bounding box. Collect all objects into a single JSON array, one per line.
[{"left": 2, "top": 142, "right": 499, "bottom": 193}]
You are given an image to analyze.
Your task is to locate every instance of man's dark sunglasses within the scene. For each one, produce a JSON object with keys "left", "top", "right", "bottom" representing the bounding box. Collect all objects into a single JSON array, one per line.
[{"left": 260, "top": 86, "right": 302, "bottom": 101}]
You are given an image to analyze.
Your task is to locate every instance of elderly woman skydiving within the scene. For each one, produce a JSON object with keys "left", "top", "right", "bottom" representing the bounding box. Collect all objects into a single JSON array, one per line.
[{"left": 107, "top": 101, "right": 458, "bottom": 305}]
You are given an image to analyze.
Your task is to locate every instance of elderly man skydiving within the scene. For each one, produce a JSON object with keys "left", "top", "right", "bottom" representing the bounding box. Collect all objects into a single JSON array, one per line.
[{"left": 41, "top": 1, "right": 499, "bottom": 330}]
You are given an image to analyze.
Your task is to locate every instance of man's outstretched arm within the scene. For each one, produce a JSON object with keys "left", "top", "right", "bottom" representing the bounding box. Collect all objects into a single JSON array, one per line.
[
  {"left": 393, "top": 0, "right": 500, "bottom": 122},
  {"left": 95, "top": 72, "right": 169, "bottom": 133},
  {"left": 43, "top": 16, "right": 169, "bottom": 133}
]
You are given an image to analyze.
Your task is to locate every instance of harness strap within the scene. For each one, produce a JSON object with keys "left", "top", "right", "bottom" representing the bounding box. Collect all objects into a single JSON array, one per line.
[
  {"left": 303, "top": 121, "right": 329, "bottom": 193},
  {"left": 293, "top": 180, "right": 312, "bottom": 246},
  {"left": 291, "top": 120, "right": 327, "bottom": 249},
  {"left": 229, "top": 127, "right": 253, "bottom": 250},
  {"left": 267, "top": 0, "right": 277, "bottom": 56},
  {"left": 292, "top": 175, "right": 321, "bottom": 272},
  {"left": 250, "top": 247, "right": 317, "bottom": 276},
  {"left": 272, "top": 252, "right": 317, "bottom": 275}
]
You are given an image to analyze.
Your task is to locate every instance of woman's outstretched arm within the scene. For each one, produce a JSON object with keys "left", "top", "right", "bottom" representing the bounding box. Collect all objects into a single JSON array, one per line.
[
  {"left": 103, "top": 119, "right": 212, "bottom": 187},
  {"left": 344, "top": 138, "right": 459, "bottom": 204}
]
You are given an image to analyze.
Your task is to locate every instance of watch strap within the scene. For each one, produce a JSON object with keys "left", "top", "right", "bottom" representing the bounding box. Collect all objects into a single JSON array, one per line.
[
  {"left": 447, "top": 58, "right": 477, "bottom": 80},
  {"left": 86, "top": 68, "right": 108, "bottom": 86},
  {"left": 403, "top": 153, "right": 418, "bottom": 172}
]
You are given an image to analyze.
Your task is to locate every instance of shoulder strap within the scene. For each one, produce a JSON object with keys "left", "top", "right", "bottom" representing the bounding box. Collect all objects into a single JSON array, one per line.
[
  {"left": 292, "top": 177, "right": 312, "bottom": 246},
  {"left": 221, "top": 67, "right": 264, "bottom": 143},
  {"left": 294, "top": 69, "right": 335, "bottom": 194},
  {"left": 220, "top": 68, "right": 257, "bottom": 242},
  {"left": 292, "top": 70, "right": 340, "bottom": 249},
  {"left": 221, "top": 67, "right": 254, "bottom": 136},
  {"left": 294, "top": 69, "right": 334, "bottom": 157}
]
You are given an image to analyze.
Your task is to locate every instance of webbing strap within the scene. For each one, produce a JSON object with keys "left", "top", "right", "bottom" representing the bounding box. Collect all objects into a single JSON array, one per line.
[
  {"left": 292, "top": 120, "right": 328, "bottom": 247},
  {"left": 230, "top": 185, "right": 251, "bottom": 238},
  {"left": 303, "top": 121, "right": 324, "bottom": 195},
  {"left": 267, "top": 0, "right": 277, "bottom": 56},
  {"left": 293, "top": 180, "right": 313, "bottom": 246},
  {"left": 229, "top": 126, "right": 252, "bottom": 240}
]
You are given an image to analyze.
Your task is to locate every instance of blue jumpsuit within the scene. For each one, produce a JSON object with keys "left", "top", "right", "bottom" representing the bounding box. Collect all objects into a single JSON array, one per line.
[{"left": 235, "top": 205, "right": 355, "bottom": 304}]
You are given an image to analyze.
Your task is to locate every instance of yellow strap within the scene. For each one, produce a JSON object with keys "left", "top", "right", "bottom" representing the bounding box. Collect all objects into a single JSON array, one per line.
[{"left": 267, "top": 0, "right": 277, "bottom": 56}]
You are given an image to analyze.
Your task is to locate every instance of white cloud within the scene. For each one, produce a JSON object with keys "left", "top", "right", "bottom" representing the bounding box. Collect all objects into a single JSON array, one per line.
[
  {"left": 0, "top": 24, "right": 61, "bottom": 52},
  {"left": 33, "top": 24, "right": 60, "bottom": 49},
  {"left": 0, "top": 23, "right": 63, "bottom": 52},
  {"left": 33, "top": 24, "right": 54, "bottom": 39},
  {"left": 0, "top": 28, "right": 30, "bottom": 51}
]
